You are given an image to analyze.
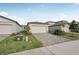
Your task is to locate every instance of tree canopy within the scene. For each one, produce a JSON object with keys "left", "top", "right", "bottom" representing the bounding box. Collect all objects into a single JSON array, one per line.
[{"left": 69, "top": 20, "right": 79, "bottom": 32}]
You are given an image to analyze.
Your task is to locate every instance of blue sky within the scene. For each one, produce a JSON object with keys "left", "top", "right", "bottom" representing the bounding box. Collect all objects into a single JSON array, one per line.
[{"left": 0, "top": 3, "right": 79, "bottom": 25}]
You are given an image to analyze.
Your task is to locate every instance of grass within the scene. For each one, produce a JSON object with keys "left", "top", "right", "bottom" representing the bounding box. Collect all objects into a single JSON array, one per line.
[
  {"left": 50, "top": 30, "right": 79, "bottom": 40},
  {"left": 63, "top": 32, "right": 79, "bottom": 40},
  {"left": 0, "top": 34, "right": 43, "bottom": 55}
]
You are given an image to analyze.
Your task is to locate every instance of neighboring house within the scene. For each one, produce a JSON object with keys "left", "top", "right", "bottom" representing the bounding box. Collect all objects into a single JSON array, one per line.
[
  {"left": 0, "top": 15, "right": 22, "bottom": 34},
  {"left": 21, "top": 25, "right": 26, "bottom": 30},
  {"left": 45, "top": 21, "right": 55, "bottom": 25},
  {"left": 49, "top": 20, "right": 70, "bottom": 33},
  {"left": 27, "top": 22, "right": 49, "bottom": 33}
]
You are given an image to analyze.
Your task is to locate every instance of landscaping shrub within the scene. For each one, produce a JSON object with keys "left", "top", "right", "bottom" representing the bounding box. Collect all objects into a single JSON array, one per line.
[
  {"left": 53, "top": 29, "right": 64, "bottom": 35},
  {"left": 14, "top": 35, "right": 23, "bottom": 41},
  {"left": 10, "top": 33, "right": 16, "bottom": 36},
  {"left": 16, "top": 32, "right": 20, "bottom": 35},
  {"left": 20, "top": 30, "right": 31, "bottom": 35}
]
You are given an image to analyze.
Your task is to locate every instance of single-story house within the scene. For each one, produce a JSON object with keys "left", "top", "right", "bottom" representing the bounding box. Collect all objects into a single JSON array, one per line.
[
  {"left": 0, "top": 15, "right": 22, "bottom": 34},
  {"left": 45, "top": 21, "right": 55, "bottom": 25},
  {"left": 49, "top": 20, "right": 70, "bottom": 33},
  {"left": 27, "top": 22, "right": 49, "bottom": 33}
]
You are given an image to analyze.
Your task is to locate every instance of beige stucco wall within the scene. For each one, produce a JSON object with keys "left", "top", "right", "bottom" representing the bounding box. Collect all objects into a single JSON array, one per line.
[
  {"left": 0, "top": 17, "right": 22, "bottom": 34},
  {"left": 13, "top": 23, "right": 22, "bottom": 33},
  {"left": 29, "top": 24, "right": 49, "bottom": 33},
  {"left": 61, "top": 24, "right": 70, "bottom": 32},
  {"left": 49, "top": 26, "right": 62, "bottom": 33}
]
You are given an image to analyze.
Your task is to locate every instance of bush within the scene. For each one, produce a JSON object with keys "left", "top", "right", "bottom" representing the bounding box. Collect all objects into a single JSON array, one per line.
[
  {"left": 16, "top": 32, "right": 20, "bottom": 35},
  {"left": 10, "top": 33, "right": 16, "bottom": 36},
  {"left": 14, "top": 35, "right": 23, "bottom": 41},
  {"left": 53, "top": 29, "right": 64, "bottom": 35},
  {"left": 70, "top": 29, "right": 79, "bottom": 33},
  {"left": 20, "top": 30, "right": 32, "bottom": 36}
]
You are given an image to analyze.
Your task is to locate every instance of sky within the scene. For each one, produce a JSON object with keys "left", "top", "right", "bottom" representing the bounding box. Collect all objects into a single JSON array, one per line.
[{"left": 0, "top": 3, "right": 79, "bottom": 25}]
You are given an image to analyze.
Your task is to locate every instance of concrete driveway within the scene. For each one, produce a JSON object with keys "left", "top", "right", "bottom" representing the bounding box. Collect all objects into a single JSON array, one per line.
[
  {"left": 0, "top": 34, "right": 9, "bottom": 41},
  {"left": 33, "top": 33, "right": 70, "bottom": 46}
]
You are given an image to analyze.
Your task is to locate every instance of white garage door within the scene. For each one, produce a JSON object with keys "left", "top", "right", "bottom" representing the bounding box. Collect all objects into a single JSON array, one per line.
[
  {"left": 0, "top": 24, "right": 12, "bottom": 34},
  {"left": 30, "top": 26, "right": 48, "bottom": 33}
]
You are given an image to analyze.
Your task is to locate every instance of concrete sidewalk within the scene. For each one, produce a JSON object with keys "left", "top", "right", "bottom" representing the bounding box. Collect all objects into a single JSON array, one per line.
[
  {"left": 10, "top": 40, "right": 79, "bottom": 55},
  {"left": 47, "top": 40, "right": 79, "bottom": 55},
  {"left": 10, "top": 47, "right": 53, "bottom": 55}
]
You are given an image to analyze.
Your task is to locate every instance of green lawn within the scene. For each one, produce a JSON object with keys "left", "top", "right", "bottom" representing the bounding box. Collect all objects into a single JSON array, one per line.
[
  {"left": 0, "top": 34, "right": 43, "bottom": 55},
  {"left": 63, "top": 32, "right": 79, "bottom": 40}
]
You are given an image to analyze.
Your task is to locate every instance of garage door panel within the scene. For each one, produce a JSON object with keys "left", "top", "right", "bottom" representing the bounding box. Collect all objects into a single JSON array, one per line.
[{"left": 30, "top": 26, "right": 48, "bottom": 33}]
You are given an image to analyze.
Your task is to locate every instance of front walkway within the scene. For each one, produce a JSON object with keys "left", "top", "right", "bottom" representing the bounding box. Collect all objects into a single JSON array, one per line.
[{"left": 33, "top": 33, "right": 70, "bottom": 46}]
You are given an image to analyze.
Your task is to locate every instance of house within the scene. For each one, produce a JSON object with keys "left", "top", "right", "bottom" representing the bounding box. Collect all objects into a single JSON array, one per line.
[
  {"left": 49, "top": 20, "right": 70, "bottom": 33},
  {"left": 0, "top": 15, "right": 22, "bottom": 34},
  {"left": 45, "top": 21, "right": 55, "bottom": 25},
  {"left": 27, "top": 22, "right": 49, "bottom": 33},
  {"left": 21, "top": 25, "right": 26, "bottom": 30}
]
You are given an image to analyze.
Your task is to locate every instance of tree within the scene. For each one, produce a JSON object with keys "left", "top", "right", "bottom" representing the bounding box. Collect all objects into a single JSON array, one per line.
[{"left": 69, "top": 20, "right": 78, "bottom": 32}]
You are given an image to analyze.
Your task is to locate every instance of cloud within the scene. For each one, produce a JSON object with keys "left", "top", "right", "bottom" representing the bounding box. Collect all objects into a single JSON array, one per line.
[
  {"left": 0, "top": 11, "right": 25, "bottom": 25},
  {"left": 9, "top": 16, "right": 18, "bottom": 20},
  {"left": 9, "top": 16, "right": 26, "bottom": 25},
  {"left": 58, "top": 13, "right": 73, "bottom": 22},
  {"left": 59, "top": 13, "right": 68, "bottom": 19},
  {"left": 0, "top": 11, "right": 8, "bottom": 16},
  {"left": 74, "top": 16, "right": 79, "bottom": 19},
  {"left": 71, "top": 16, "right": 79, "bottom": 21},
  {"left": 59, "top": 13, "right": 79, "bottom": 22}
]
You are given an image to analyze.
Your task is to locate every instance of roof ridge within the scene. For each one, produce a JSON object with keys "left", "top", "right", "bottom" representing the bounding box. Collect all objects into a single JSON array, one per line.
[{"left": 0, "top": 15, "right": 21, "bottom": 27}]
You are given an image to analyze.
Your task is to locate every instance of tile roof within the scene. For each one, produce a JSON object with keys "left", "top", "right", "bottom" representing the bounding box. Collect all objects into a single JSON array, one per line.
[
  {"left": 27, "top": 22, "right": 49, "bottom": 25},
  {"left": 49, "top": 20, "right": 69, "bottom": 27}
]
